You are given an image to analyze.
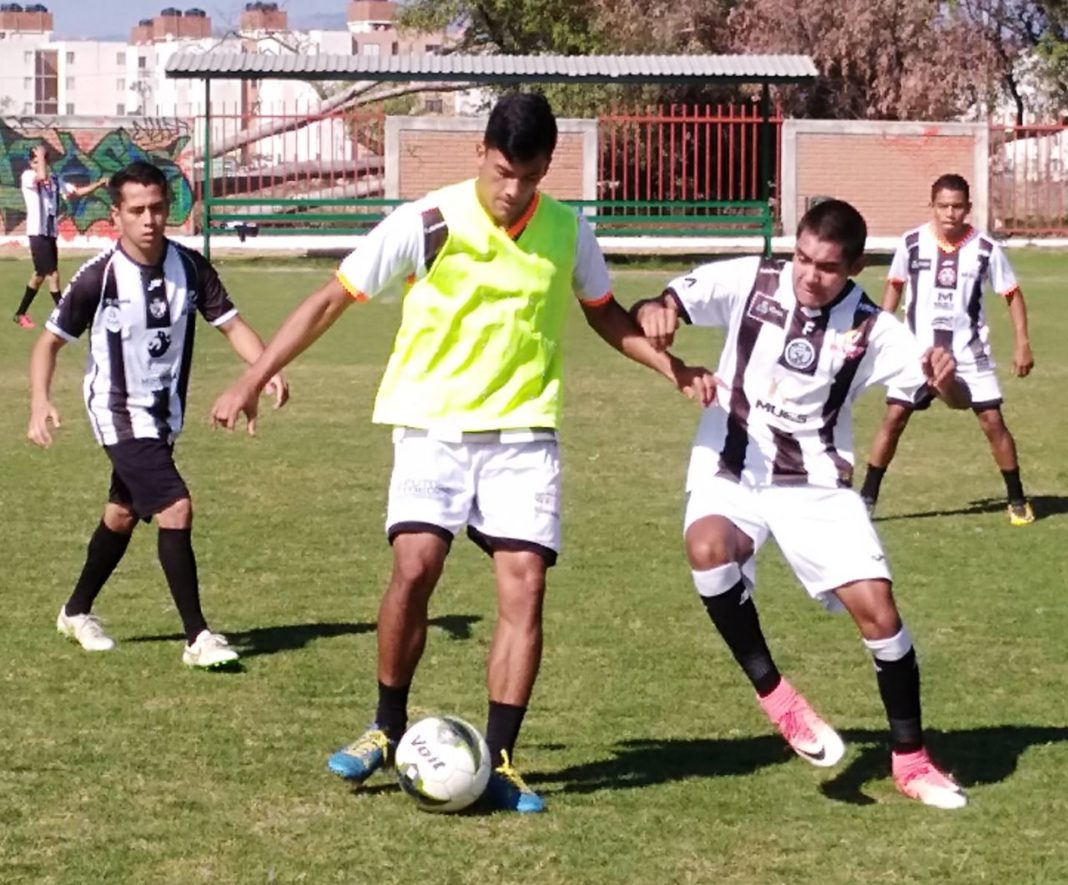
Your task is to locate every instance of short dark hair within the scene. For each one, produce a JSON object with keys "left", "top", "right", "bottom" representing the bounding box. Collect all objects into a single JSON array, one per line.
[
  {"left": 931, "top": 173, "right": 970, "bottom": 202},
  {"left": 796, "top": 199, "right": 867, "bottom": 264},
  {"left": 30, "top": 144, "right": 48, "bottom": 161},
  {"left": 483, "top": 93, "right": 557, "bottom": 164},
  {"left": 109, "top": 160, "right": 171, "bottom": 207}
]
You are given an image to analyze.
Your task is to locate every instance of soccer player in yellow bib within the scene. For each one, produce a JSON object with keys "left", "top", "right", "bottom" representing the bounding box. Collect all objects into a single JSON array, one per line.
[{"left": 210, "top": 93, "right": 717, "bottom": 812}]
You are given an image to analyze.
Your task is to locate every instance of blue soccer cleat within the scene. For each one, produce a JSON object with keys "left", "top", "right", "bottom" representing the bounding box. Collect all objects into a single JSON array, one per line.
[
  {"left": 327, "top": 724, "right": 395, "bottom": 783},
  {"left": 484, "top": 750, "right": 546, "bottom": 813}
]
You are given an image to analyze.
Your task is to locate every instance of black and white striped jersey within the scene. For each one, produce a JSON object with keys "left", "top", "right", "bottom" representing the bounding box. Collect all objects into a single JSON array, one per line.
[
  {"left": 888, "top": 223, "right": 1018, "bottom": 373},
  {"left": 668, "top": 257, "right": 930, "bottom": 489},
  {"left": 21, "top": 169, "right": 75, "bottom": 238},
  {"left": 46, "top": 241, "right": 238, "bottom": 446}
]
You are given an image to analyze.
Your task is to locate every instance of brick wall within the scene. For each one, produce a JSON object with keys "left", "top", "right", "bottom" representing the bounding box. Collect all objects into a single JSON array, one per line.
[
  {"left": 385, "top": 117, "right": 597, "bottom": 201},
  {"left": 782, "top": 120, "right": 987, "bottom": 237}
]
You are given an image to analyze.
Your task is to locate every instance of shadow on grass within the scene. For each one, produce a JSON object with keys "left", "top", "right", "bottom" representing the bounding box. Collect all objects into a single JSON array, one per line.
[
  {"left": 876, "top": 494, "right": 1068, "bottom": 523},
  {"left": 127, "top": 614, "right": 482, "bottom": 658},
  {"left": 534, "top": 724, "right": 1068, "bottom": 801}
]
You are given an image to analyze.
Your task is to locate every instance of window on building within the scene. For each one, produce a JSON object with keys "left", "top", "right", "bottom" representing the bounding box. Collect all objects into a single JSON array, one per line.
[
  {"left": 34, "top": 49, "right": 58, "bottom": 114},
  {"left": 23, "top": 51, "right": 33, "bottom": 64},
  {"left": 138, "top": 55, "right": 147, "bottom": 69},
  {"left": 425, "top": 97, "right": 444, "bottom": 113},
  {"left": 24, "top": 77, "right": 33, "bottom": 89},
  {"left": 425, "top": 43, "right": 441, "bottom": 54},
  {"left": 66, "top": 51, "right": 75, "bottom": 64},
  {"left": 65, "top": 76, "right": 74, "bottom": 90},
  {"left": 23, "top": 103, "right": 33, "bottom": 114},
  {"left": 116, "top": 52, "right": 126, "bottom": 65},
  {"left": 363, "top": 43, "right": 380, "bottom": 58},
  {"left": 117, "top": 78, "right": 125, "bottom": 90},
  {"left": 66, "top": 103, "right": 75, "bottom": 115},
  {"left": 117, "top": 103, "right": 125, "bottom": 115},
  {"left": 391, "top": 42, "right": 399, "bottom": 55}
]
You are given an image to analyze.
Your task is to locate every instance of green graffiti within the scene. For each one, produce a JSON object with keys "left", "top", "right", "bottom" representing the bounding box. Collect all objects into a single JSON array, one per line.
[{"left": 0, "top": 119, "right": 193, "bottom": 234}]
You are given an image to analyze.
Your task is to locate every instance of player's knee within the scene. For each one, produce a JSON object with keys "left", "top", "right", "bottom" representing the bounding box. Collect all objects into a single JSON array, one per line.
[
  {"left": 390, "top": 544, "right": 446, "bottom": 594},
  {"left": 156, "top": 497, "right": 192, "bottom": 529},
  {"left": 886, "top": 408, "right": 911, "bottom": 435},
  {"left": 691, "top": 562, "right": 742, "bottom": 598},
  {"left": 685, "top": 526, "right": 737, "bottom": 571},
  {"left": 854, "top": 605, "right": 902, "bottom": 641},
  {"left": 103, "top": 504, "right": 137, "bottom": 534}
]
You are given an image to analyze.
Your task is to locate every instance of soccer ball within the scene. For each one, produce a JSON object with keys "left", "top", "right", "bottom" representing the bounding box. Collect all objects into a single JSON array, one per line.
[{"left": 394, "top": 715, "right": 491, "bottom": 813}]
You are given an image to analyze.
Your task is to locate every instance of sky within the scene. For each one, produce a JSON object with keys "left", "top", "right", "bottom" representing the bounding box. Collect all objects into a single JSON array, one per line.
[{"left": 42, "top": 0, "right": 348, "bottom": 40}]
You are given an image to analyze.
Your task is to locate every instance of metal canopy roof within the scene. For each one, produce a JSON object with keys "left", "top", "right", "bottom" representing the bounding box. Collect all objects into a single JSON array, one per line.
[{"left": 165, "top": 52, "right": 817, "bottom": 84}]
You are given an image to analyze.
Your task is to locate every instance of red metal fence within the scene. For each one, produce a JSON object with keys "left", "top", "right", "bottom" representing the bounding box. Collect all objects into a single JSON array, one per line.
[
  {"left": 597, "top": 103, "right": 783, "bottom": 211},
  {"left": 990, "top": 121, "right": 1068, "bottom": 235}
]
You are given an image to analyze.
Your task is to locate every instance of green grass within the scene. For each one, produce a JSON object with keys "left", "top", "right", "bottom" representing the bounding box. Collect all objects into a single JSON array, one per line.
[{"left": 1, "top": 251, "right": 1067, "bottom": 884}]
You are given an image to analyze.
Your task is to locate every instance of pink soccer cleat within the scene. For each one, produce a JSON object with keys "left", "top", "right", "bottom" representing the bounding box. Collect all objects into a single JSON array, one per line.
[
  {"left": 758, "top": 678, "right": 845, "bottom": 767},
  {"left": 14, "top": 314, "right": 35, "bottom": 329},
  {"left": 893, "top": 748, "right": 967, "bottom": 809}
]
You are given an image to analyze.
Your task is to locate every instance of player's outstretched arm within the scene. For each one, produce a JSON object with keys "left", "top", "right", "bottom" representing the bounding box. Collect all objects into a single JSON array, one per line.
[
  {"left": 923, "top": 346, "right": 970, "bottom": 409},
  {"left": 1005, "top": 289, "right": 1034, "bottom": 377},
  {"left": 210, "top": 275, "right": 352, "bottom": 433},
  {"left": 216, "top": 315, "right": 289, "bottom": 412},
  {"left": 581, "top": 296, "right": 720, "bottom": 406},
  {"left": 27, "top": 331, "right": 65, "bottom": 448}
]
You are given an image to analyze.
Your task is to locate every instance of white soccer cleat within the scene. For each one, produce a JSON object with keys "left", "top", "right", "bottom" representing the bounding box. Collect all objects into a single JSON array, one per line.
[
  {"left": 182, "top": 630, "right": 239, "bottom": 669},
  {"left": 56, "top": 607, "right": 116, "bottom": 652},
  {"left": 893, "top": 749, "right": 967, "bottom": 809}
]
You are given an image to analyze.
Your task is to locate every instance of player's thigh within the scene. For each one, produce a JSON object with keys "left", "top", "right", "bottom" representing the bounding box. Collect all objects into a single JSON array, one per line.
[
  {"left": 385, "top": 435, "right": 475, "bottom": 542},
  {"left": 467, "top": 440, "right": 561, "bottom": 558},
  {"left": 762, "top": 485, "right": 890, "bottom": 610},
  {"left": 964, "top": 370, "right": 1005, "bottom": 416},
  {"left": 104, "top": 438, "right": 190, "bottom": 522},
  {"left": 684, "top": 474, "right": 769, "bottom": 562}
]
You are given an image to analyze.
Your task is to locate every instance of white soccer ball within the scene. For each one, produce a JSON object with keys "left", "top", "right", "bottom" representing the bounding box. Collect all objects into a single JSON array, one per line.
[{"left": 394, "top": 715, "right": 491, "bottom": 813}]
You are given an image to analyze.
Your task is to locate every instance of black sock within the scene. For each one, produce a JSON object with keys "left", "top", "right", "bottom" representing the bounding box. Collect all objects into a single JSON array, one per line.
[
  {"left": 49, "top": 289, "right": 62, "bottom": 306},
  {"left": 1002, "top": 468, "right": 1025, "bottom": 504},
  {"left": 873, "top": 648, "right": 923, "bottom": 753},
  {"left": 375, "top": 681, "right": 410, "bottom": 742},
  {"left": 15, "top": 285, "right": 37, "bottom": 317},
  {"left": 485, "top": 701, "right": 527, "bottom": 766},
  {"left": 157, "top": 527, "right": 208, "bottom": 644},
  {"left": 861, "top": 464, "right": 886, "bottom": 502},
  {"left": 700, "top": 581, "right": 782, "bottom": 697},
  {"left": 65, "top": 520, "right": 133, "bottom": 616}
]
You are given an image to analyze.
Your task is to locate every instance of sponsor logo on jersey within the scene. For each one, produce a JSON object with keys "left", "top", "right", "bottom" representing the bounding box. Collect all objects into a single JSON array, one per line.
[
  {"left": 909, "top": 258, "right": 932, "bottom": 272},
  {"left": 747, "top": 293, "right": 788, "bottom": 328},
  {"left": 147, "top": 330, "right": 171, "bottom": 358},
  {"left": 754, "top": 399, "right": 807, "bottom": 424},
  {"left": 783, "top": 337, "right": 817, "bottom": 370}
]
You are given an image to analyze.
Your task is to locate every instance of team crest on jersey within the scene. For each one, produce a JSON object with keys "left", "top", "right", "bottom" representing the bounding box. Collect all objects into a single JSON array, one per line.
[
  {"left": 147, "top": 330, "right": 171, "bottom": 358},
  {"left": 149, "top": 298, "right": 167, "bottom": 319},
  {"left": 104, "top": 305, "right": 122, "bottom": 334},
  {"left": 747, "top": 293, "right": 787, "bottom": 328},
  {"left": 936, "top": 256, "right": 958, "bottom": 289},
  {"left": 783, "top": 337, "right": 816, "bottom": 370}
]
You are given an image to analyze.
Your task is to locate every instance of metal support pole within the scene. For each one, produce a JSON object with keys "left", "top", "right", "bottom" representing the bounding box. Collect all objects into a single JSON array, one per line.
[
  {"left": 203, "top": 78, "right": 212, "bottom": 260},
  {"left": 760, "top": 83, "right": 771, "bottom": 256}
]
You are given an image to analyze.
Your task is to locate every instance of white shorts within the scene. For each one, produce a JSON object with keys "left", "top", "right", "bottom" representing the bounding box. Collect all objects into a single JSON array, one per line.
[
  {"left": 684, "top": 475, "right": 891, "bottom": 611},
  {"left": 386, "top": 429, "right": 562, "bottom": 563},
  {"left": 888, "top": 366, "right": 1002, "bottom": 411}
]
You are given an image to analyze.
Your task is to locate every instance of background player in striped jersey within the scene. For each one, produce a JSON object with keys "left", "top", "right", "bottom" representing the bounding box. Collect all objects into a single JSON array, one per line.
[
  {"left": 633, "top": 200, "right": 971, "bottom": 809},
  {"left": 27, "top": 160, "right": 287, "bottom": 669},
  {"left": 13, "top": 145, "right": 107, "bottom": 329},
  {"left": 859, "top": 174, "right": 1035, "bottom": 525},
  {"left": 209, "top": 93, "right": 716, "bottom": 812}
]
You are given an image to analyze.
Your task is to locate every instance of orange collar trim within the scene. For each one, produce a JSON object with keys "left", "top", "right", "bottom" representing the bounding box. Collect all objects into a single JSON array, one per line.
[
  {"left": 930, "top": 222, "right": 975, "bottom": 253},
  {"left": 505, "top": 192, "right": 540, "bottom": 239}
]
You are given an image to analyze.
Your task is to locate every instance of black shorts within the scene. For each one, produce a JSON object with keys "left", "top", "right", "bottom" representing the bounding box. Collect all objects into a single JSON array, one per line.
[
  {"left": 28, "top": 235, "right": 58, "bottom": 276},
  {"left": 104, "top": 438, "right": 190, "bottom": 521}
]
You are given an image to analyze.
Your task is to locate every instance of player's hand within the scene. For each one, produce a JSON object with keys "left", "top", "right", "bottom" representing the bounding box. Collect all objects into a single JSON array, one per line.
[
  {"left": 670, "top": 358, "right": 724, "bottom": 407},
  {"left": 1012, "top": 341, "right": 1034, "bottom": 377},
  {"left": 210, "top": 381, "right": 260, "bottom": 436},
  {"left": 263, "top": 372, "right": 289, "bottom": 409},
  {"left": 922, "top": 346, "right": 957, "bottom": 391},
  {"left": 27, "top": 401, "right": 61, "bottom": 448},
  {"left": 633, "top": 295, "right": 680, "bottom": 351}
]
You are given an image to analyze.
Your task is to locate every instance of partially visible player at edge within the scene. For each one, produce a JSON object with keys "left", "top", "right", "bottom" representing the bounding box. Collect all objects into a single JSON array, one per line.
[
  {"left": 27, "top": 160, "right": 288, "bottom": 669},
  {"left": 633, "top": 199, "right": 970, "bottom": 809},
  {"left": 209, "top": 93, "right": 716, "bottom": 813},
  {"left": 859, "top": 173, "right": 1035, "bottom": 524}
]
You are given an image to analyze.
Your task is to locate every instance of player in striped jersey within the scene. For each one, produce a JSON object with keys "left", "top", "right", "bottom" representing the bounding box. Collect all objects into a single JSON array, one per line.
[
  {"left": 26, "top": 160, "right": 287, "bottom": 669},
  {"left": 13, "top": 145, "right": 107, "bottom": 329},
  {"left": 859, "top": 174, "right": 1035, "bottom": 525},
  {"left": 633, "top": 200, "right": 970, "bottom": 809}
]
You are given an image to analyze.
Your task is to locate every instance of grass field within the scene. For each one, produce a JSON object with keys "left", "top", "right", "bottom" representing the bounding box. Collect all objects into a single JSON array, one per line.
[{"left": 1, "top": 250, "right": 1066, "bottom": 884}]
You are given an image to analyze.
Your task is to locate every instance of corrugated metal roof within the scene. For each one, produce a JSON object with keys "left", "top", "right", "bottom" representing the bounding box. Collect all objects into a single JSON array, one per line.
[{"left": 165, "top": 52, "right": 817, "bottom": 84}]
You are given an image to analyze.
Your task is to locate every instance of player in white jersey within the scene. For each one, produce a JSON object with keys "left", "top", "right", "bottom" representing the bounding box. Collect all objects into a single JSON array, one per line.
[
  {"left": 633, "top": 200, "right": 971, "bottom": 809},
  {"left": 13, "top": 145, "right": 107, "bottom": 329},
  {"left": 27, "top": 161, "right": 287, "bottom": 669},
  {"left": 860, "top": 174, "right": 1035, "bottom": 525},
  {"left": 209, "top": 94, "right": 716, "bottom": 812}
]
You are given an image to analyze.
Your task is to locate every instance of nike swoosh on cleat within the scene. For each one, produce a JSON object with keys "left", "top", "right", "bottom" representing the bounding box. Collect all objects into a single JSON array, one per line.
[{"left": 795, "top": 745, "right": 827, "bottom": 762}]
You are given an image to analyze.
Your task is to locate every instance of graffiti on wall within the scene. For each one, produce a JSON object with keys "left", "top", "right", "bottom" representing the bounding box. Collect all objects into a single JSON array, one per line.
[{"left": 0, "top": 116, "right": 195, "bottom": 237}]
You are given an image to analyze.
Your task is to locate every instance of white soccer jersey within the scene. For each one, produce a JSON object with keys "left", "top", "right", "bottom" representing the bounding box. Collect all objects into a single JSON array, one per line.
[
  {"left": 888, "top": 223, "right": 1018, "bottom": 373},
  {"left": 21, "top": 169, "right": 76, "bottom": 237},
  {"left": 336, "top": 189, "right": 612, "bottom": 305},
  {"left": 670, "top": 257, "right": 931, "bottom": 490},
  {"left": 46, "top": 241, "right": 238, "bottom": 446}
]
